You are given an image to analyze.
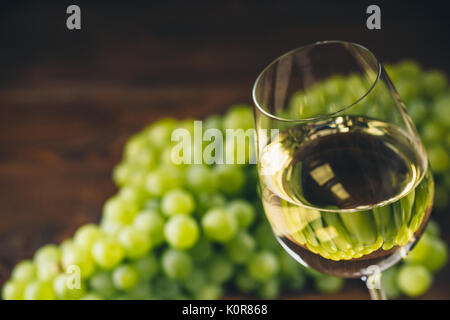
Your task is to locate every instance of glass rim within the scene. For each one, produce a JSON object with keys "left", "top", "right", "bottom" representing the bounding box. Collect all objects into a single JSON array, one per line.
[{"left": 252, "top": 40, "right": 382, "bottom": 123}]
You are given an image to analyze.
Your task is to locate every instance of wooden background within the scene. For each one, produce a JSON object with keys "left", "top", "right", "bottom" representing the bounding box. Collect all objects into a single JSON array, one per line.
[{"left": 0, "top": 1, "right": 449, "bottom": 299}]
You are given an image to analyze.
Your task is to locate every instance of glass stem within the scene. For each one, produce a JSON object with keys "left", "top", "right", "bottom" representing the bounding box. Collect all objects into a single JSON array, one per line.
[{"left": 363, "top": 271, "right": 387, "bottom": 300}]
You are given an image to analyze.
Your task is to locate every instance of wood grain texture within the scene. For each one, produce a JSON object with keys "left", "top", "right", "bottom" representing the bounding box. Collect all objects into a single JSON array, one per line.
[{"left": 0, "top": 1, "right": 449, "bottom": 299}]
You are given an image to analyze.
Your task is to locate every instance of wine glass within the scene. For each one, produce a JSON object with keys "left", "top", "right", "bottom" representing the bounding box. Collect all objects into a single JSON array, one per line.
[{"left": 252, "top": 41, "right": 434, "bottom": 300}]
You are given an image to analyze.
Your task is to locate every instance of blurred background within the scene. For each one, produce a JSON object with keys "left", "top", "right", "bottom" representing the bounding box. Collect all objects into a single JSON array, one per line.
[{"left": 0, "top": 0, "right": 449, "bottom": 299}]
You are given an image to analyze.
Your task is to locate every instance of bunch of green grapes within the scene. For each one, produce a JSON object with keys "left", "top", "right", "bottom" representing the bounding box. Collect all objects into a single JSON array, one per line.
[{"left": 2, "top": 60, "right": 449, "bottom": 301}]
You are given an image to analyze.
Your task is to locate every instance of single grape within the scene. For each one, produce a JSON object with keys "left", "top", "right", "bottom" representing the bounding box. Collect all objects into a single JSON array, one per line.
[
  {"left": 81, "top": 293, "right": 103, "bottom": 300},
  {"left": 407, "top": 234, "right": 448, "bottom": 272},
  {"left": 11, "top": 260, "right": 36, "bottom": 282},
  {"left": 423, "top": 70, "right": 448, "bottom": 97},
  {"left": 61, "top": 244, "right": 96, "bottom": 279},
  {"left": 184, "top": 269, "right": 207, "bottom": 295},
  {"left": 227, "top": 199, "right": 255, "bottom": 229},
  {"left": 223, "top": 105, "right": 254, "bottom": 131},
  {"left": 226, "top": 232, "right": 256, "bottom": 264},
  {"left": 145, "top": 118, "right": 177, "bottom": 148},
  {"left": 164, "top": 215, "right": 199, "bottom": 250},
  {"left": 73, "top": 224, "right": 103, "bottom": 252},
  {"left": 161, "top": 249, "right": 193, "bottom": 281},
  {"left": 145, "top": 165, "right": 183, "bottom": 196},
  {"left": 134, "top": 254, "right": 159, "bottom": 281},
  {"left": 132, "top": 210, "right": 166, "bottom": 247},
  {"left": 88, "top": 271, "right": 116, "bottom": 298},
  {"left": 112, "top": 264, "right": 139, "bottom": 291},
  {"left": 186, "top": 165, "right": 217, "bottom": 193},
  {"left": 189, "top": 236, "right": 213, "bottom": 263},
  {"left": 131, "top": 148, "right": 157, "bottom": 170},
  {"left": 433, "top": 94, "right": 450, "bottom": 127},
  {"left": 204, "top": 115, "right": 222, "bottom": 131},
  {"left": 102, "top": 196, "right": 138, "bottom": 226},
  {"left": 24, "top": 280, "right": 56, "bottom": 300},
  {"left": 213, "top": 165, "right": 245, "bottom": 195},
  {"left": 425, "top": 219, "right": 440, "bottom": 237},
  {"left": 381, "top": 267, "right": 401, "bottom": 299},
  {"left": 52, "top": 274, "right": 86, "bottom": 300},
  {"left": 118, "top": 186, "right": 149, "bottom": 208},
  {"left": 397, "top": 264, "right": 432, "bottom": 297},
  {"left": 258, "top": 278, "right": 280, "bottom": 299},
  {"left": 428, "top": 145, "right": 449, "bottom": 173},
  {"left": 314, "top": 275, "right": 344, "bottom": 294},
  {"left": 396, "top": 60, "right": 421, "bottom": 78},
  {"left": 36, "top": 260, "right": 60, "bottom": 281},
  {"left": 194, "top": 284, "right": 223, "bottom": 300},
  {"left": 118, "top": 226, "right": 152, "bottom": 258},
  {"left": 202, "top": 207, "right": 238, "bottom": 243},
  {"left": 234, "top": 271, "right": 257, "bottom": 293},
  {"left": 113, "top": 161, "right": 135, "bottom": 187},
  {"left": 34, "top": 244, "right": 60, "bottom": 265},
  {"left": 161, "top": 189, "right": 196, "bottom": 216},
  {"left": 92, "top": 237, "right": 125, "bottom": 270},
  {"left": 207, "top": 255, "right": 234, "bottom": 284},
  {"left": 124, "top": 133, "right": 151, "bottom": 160},
  {"left": 2, "top": 280, "right": 26, "bottom": 300},
  {"left": 247, "top": 251, "right": 279, "bottom": 282}
]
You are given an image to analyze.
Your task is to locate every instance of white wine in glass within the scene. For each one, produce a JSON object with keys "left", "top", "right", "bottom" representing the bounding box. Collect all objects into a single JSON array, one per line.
[{"left": 253, "top": 41, "right": 434, "bottom": 299}]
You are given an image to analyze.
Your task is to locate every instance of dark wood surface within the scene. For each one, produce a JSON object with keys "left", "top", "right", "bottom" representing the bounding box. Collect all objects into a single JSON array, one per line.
[{"left": 0, "top": 1, "right": 449, "bottom": 299}]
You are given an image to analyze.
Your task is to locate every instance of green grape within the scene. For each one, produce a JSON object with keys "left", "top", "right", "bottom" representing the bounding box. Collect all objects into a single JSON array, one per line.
[
  {"left": 425, "top": 219, "right": 440, "bottom": 237},
  {"left": 428, "top": 145, "right": 449, "bottom": 173},
  {"left": 189, "top": 237, "right": 213, "bottom": 263},
  {"left": 214, "top": 165, "right": 245, "bottom": 195},
  {"left": 118, "top": 186, "right": 149, "bottom": 208},
  {"left": 145, "top": 165, "right": 183, "bottom": 196},
  {"left": 223, "top": 105, "right": 254, "bottom": 131},
  {"left": 396, "top": 60, "right": 421, "bottom": 78},
  {"left": 134, "top": 254, "right": 159, "bottom": 281},
  {"left": 395, "top": 81, "right": 420, "bottom": 103},
  {"left": 407, "top": 234, "right": 448, "bottom": 272},
  {"left": 92, "top": 237, "right": 125, "bottom": 270},
  {"left": 235, "top": 271, "right": 257, "bottom": 293},
  {"left": 81, "top": 293, "right": 103, "bottom": 300},
  {"left": 88, "top": 271, "right": 116, "bottom": 298},
  {"left": 128, "top": 282, "right": 154, "bottom": 300},
  {"left": 407, "top": 99, "right": 428, "bottom": 124},
  {"left": 433, "top": 94, "right": 450, "bottom": 127},
  {"left": 285, "top": 269, "right": 307, "bottom": 291},
  {"left": 184, "top": 269, "right": 207, "bottom": 294},
  {"left": 381, "top": 267, "right": 401, "bottom": 299},
  {"left": 102, "top": 196, "right": 138, "bottom": 226},
  {"left": 207, "top": 255, "right": 234, "bottom": 284},
  {"left": 61, "top": 244, "right": 95, "bottom": 279},
  {"left": 36, "top": 261, "right": 60, "bottom": 281},
  {"left": 113, "top": 162, "right": 135, "bottom": 187},
  {"left": 255, "top": 222, "right": 279, "bottom": 251},
  {"left": 258, "top": 278, "right": 280, "bottom": 299},
  {"left": 226, "top": 232, "right": 256, "bottom": 264},
  {"left": 146, "top": 118, "right": 177, "bottom": 148},
  {"left": 11, "top": 260, "right": 36, "bottom": 282},
  {"left": 2, "top": 280, "right": 26, "bottom": 300},
  {"left": 74, "top": 224, "right": 103, "bottom": 252},
  {"left": 100, "top": 221, "right": 123, "bottom": 238},
  {"left": 423, "top": 70, "right": 448, "bottom": 97},
  {"left": 227, "top": 199, "right": 255, "bottom": 229},
  {"left": 397, "top": 264, "right": 432, "bottom": 297},
  {"left": 278, "top": 251, "right": 304, "bottom": 283},
  {"left": 124, "top": 133, "right": 151, "bottom": 160},
  {"left": 202, "top": 207, "right": 238, "bottom": 243},
  {"left": 186, "top": 165, "right": 218, "bottom": 193},
  {"left": 24, "top": 280, "right": 56, "bottom": 300},
  {"left": 152, "top": 277, "right": 181, "bottom": 299},
  {"left": 132, "top": 210, "right": 165, "bottom": 247},
  {"left": 196, "top": 192, "right": 226, "bottom": 215},
  {"left": 247, "top": 251, "right": 279, "bottom": 282},
  {"left": 421, "top": 122, "right": 445, "bottom": 144},
  {"left": 161, "top": 188, "right": 196, "bottom": 216},
  {"left": 204, "top": 115, "right": 222, "bottom": 131},
  {"left": 118, "top": 226, "right": 152, "bottom": 258},
  {"left": 132, "top": 148, "right": 158, "bottom": 170},
  {"left": 164, "top": 215, "right": 199, "bottom": 250},
  {"left": 112, "top": 264, "right": 139, "bottom": 291},
  {"left": 195, "top": 284, "right": 223, "bottom": 300},
  {"left": 34, "top": 244, "right": 60, "bottom": 265},
  {"left": 314, "top": 275, "right": 344, "bottom": 294},
  {"left": 161, "top": 249, "right": 193, "bottom": 281},
  {"left": 52, "top": 274, "right": 86, "bottom": 300},
  {"left": 143, "top": 198, "right": 160, "bottom": 211}
]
